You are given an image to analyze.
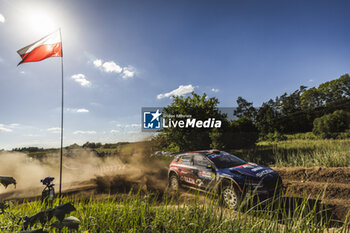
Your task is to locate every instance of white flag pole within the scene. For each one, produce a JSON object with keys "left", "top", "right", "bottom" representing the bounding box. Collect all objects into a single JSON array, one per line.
[{"left": 59, "top": 28, "right": 64, "bottom": 202}]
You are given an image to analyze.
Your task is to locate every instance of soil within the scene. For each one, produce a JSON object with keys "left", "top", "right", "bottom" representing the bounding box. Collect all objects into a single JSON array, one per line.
[{"left": 274, "top": 167, "right": 350, "bottom": 223}]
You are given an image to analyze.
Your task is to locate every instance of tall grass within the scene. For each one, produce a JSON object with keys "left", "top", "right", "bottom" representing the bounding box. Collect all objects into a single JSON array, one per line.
[
  {"left": 234, "top": 139, "right": 350, "bottom": 167},
  {"left": 270, "top": 139, "right": 350, "bottom": 167},
  {"left": 1, "top": 192, "right": 349, "bottom": 232}
]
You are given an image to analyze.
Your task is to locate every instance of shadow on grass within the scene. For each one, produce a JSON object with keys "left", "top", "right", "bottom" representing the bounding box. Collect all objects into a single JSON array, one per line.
[
  {"left": 240, "top": 194, "right": 347, "bottom": 228},
  {"left": 232, "top": 145, "right": 317, "bottom": 166}
]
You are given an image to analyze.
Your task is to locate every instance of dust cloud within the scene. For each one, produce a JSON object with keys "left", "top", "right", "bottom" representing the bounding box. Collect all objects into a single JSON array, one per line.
[
  {"left": 94, "top": 150, "right": 169, "bottom": 196},
  {"left": 0, "top": 143, "right": 170, "bottom": 199}
]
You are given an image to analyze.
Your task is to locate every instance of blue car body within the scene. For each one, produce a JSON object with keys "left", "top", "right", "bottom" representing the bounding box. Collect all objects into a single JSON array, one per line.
[{"left": 168, "top": 150, "right": 282, "bottom": 198}]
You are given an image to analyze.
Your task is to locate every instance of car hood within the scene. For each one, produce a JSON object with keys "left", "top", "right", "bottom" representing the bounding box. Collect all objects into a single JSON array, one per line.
[{"left": 219, "top": 162, "right": 277, "bottom": 179}]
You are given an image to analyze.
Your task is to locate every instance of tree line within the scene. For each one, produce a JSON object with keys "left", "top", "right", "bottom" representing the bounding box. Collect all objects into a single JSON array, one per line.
[
  {"left": 153, "top": 74, "right": 350, "bottom": 152},
  {"left": 247, "top": 74, "right": 350, "bottom": 139}
]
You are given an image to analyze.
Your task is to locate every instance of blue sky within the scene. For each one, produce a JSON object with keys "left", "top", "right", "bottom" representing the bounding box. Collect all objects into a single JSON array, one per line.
[{"left": 1, "top": 0, "right": 350, "bottom": 149}]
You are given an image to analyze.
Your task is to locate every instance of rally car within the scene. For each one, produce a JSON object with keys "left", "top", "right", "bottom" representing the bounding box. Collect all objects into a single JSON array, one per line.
[{"left": 168, "top": 149, "right": 282, "bottom": 210}]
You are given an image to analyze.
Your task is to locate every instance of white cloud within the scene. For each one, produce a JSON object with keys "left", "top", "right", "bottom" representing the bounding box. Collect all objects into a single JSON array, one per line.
[
  {"left": 211, "top": 88, "right": 220, "bottom": 93},
  {"left": 157, "top": 84, "right": 195, "bottom": 99},
  {"left": 93, "top": 59, "right": 102, "bottom": 67},
  {"left": 102, "top": 61, "right": 122, "bottom": 73},
  {"left": 76, "top": 108, "right": 89, "bottom": 113},
  {"left": 0, "top": 123, "right": 21, "bottom": 132},
  {"left": 122, "top": 67, "right": 135, "bottom": 79},
  {"left": 0, "top": 124, "right": 12, "bottom": 132},
  {"left": 73, "top": 130, "right": 96, "bottom": 135},
  {"left": 93, "top": 58, "right": 136, "bottom": 79},
  {"left": 309, "top": 79, "right": 314, "bottom": 83},
  {"left": 47, "top": 127, "right": 61, "bottom": 133},
  {"left": 71, "top": 74, "right": 91, "bottom": 87},
  {"left": 110, "top": 129, "right": 120, "bottom": 133},
  {"left": 67, "top": 108, "right": 89, "bottom": 113},
  {"left": 0, "top": 14, "right": 5, "bottom": 23}
]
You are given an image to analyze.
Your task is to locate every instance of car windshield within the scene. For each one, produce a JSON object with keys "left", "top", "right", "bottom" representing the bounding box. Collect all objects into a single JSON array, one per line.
[{"left": 207, "top": 152, "right": 247, "bottom": 169}]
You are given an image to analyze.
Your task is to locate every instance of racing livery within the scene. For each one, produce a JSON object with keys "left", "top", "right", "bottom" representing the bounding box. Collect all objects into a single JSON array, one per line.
[{"left": 168, "top": 149, "right": 282, "bottom": 210}]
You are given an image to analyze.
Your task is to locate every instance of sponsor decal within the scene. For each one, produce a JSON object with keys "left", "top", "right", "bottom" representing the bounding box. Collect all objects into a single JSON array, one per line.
[
  {"left": 208, "top": 151, "right": 232, "bottom": 159},
  {"left": 251, "top": 166, "right": 264, "bottom": 172},
  {"left": 208, "top": 154, "right": 221, "bottom": 159},
  {"left": 256, "top": 169, "right": 274, "bottom": 178},
  {"left": 182, "top": 176, "right": 196, "bottom": 185},
  {"left": 198, "top": 171, "right": 215, "bottom": 179}
]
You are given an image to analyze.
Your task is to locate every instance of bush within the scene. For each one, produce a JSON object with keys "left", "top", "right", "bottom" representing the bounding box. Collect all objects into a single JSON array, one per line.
[
  {"left": 336, "top": 129, "right": 350, "bottom": 139},
  {"left": 285, "top": 132, "right": 318, "bottom": 140},
  {"left": 264, "top": 130, "right": 287, "bottom": 142},
  {"left": 313, "top": 110, "right": 350, "bottom": 138}
]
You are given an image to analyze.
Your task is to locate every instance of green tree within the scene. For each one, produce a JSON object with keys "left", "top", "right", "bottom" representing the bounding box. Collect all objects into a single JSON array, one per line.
[
  {"left": 160, "top": 92, "right": 228, "bottom": 151},
  {"left": 318, "top": 74, "right": 350, "bottom": 104},
  {"left": 255, "top": 100, "right": 281, "bottom": 138},
  {"left": 301, "top": 87, "right": 324, "bottom": 110},
  {"left": 313, "top": 110, "right": 350, "bottom": 138},
  {"left": 233, "top": 97, "right": 257, "bottom": 121},
  {"left": 301, "top": 74, "right": 350, "bottom": 112},
  {"left": 275, "top": 86, "right": 310, "bottom": 133}
]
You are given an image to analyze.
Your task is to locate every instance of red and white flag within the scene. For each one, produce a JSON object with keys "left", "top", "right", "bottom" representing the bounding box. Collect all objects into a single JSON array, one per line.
[{"left": 17, "top": 30, "right": 62, "bottom": 65}]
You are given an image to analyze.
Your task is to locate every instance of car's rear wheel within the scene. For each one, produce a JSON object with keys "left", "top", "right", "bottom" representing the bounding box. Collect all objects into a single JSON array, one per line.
[
  {"left": 169, "top": 174, "right": 180, "bottom": 192},
  {"left": 221, "top": 185, "right": 240, "bottom": 210}
]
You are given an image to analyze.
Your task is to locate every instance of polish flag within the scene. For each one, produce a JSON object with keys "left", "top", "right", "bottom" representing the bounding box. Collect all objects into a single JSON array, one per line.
[{"left": 17, "top": 30, "right": 62, "bottom": 65}]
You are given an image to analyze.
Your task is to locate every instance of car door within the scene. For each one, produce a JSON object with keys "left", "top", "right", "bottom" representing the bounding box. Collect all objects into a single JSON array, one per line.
[
  {"left": 192, "top": 154, "right": 216, "bottom": 190},
  {"left": 177, "top": 154, "right": 197, "bottom": 187}
]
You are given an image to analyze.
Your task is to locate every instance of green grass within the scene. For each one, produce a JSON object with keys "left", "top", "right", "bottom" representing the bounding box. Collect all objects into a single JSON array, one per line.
[
  {"left": 1, "top": 192, "right": 349, "bottom": 232},
  {"left": 230, "top": 139, "right": 350, "bottom": 167}
]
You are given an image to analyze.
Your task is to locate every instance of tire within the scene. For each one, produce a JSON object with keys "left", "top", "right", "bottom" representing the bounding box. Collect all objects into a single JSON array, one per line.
[
  {"left": 221, "top": 185, "right": 241, "bottom": 210},
  {"left": 169, "top": 174, "right": 180, "bottom": 192}
]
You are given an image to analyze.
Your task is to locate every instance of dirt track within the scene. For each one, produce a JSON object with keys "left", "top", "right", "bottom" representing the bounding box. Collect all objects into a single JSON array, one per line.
[
  {"left": 274, "top": 167, "right": 350, "bottom": 201},
  {"left": 274, "top": 167, "right": 350, "bottom": 222}
]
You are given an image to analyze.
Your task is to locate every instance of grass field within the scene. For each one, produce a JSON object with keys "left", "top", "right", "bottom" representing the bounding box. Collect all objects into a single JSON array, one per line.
[
  {"left": 1, "top": 191, "right": 349, "bottom": 233},
  {"left": 231, "top": 139, "right": 350, "bottom": 167},
  {"left": 2, "top": 139, "right": 350, "bottom": 232}
]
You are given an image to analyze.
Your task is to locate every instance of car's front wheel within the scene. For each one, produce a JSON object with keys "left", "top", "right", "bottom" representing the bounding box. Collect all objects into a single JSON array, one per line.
[
  {"left": 221, "top": 185, "right": 241, "bottom": 210},
  {"left": 169, "top": 174, "right": 180, "bottom": 192}
]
